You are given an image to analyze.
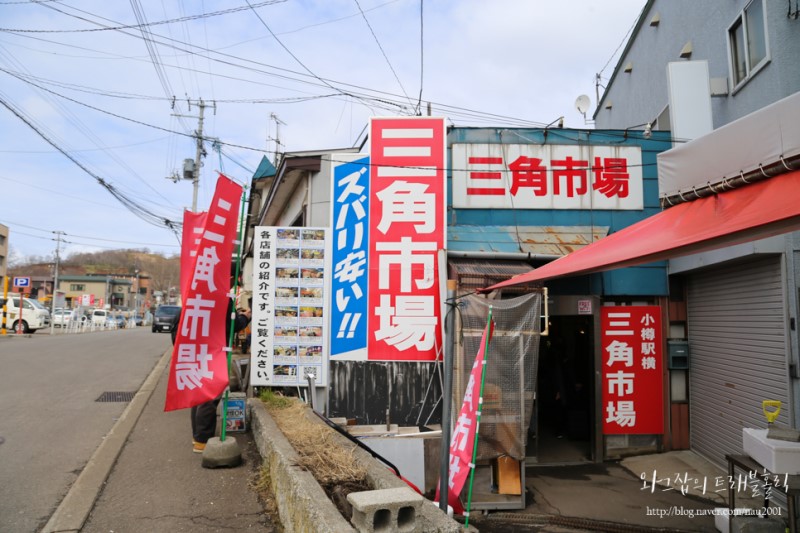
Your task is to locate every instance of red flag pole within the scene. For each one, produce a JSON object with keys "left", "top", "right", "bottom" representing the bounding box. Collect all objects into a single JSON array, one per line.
[
  {"left": 464, "top": 306, "right": 493, "bottom": 529},
  {"left": 221, "top": 183, "right": 248, "bottom": 442}
]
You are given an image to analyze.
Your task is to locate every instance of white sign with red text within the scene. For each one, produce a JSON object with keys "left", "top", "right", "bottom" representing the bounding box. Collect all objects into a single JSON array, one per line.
[
  {"left": 452, "top": 144, "right": 643, "bottom": 210},
  {"left": 367, "top": 117, "right": 446, "bottom": 361}
]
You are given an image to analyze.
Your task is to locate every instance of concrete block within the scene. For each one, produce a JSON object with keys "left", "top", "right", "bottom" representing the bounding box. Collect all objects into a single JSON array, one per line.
[
  {"left": 201, "top": 436, "right": 242, "bottom": 468},
  {"left": 716, "top": 512, "right": 786, "bottom": 533},
  {"left": 348, "top": 487, "right": 423, "bottom": 533},
  {"left": 731, "top": 515, "right": 785, "bottom": 532}
]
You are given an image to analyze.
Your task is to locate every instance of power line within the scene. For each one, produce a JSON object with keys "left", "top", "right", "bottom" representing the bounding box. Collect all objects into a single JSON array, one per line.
[
  {"left": 0, "top": 217, "right": 178, "bottom": 248},
  {"left": 243, "top": 0, "right": 387, "bottom": 116},
  {"left": 353, "top": 0, "right": 414, "bottom": 110},
  {"left": 2, "top": 5, "right": 551, "bottom": 127},
  {"left": 598, "top": 3, "right": 644, "bottom": 76},
  {"left": 0, "top": 94, "right": 182, "bottom": 234},
  {"left": 1, "top": 0, "right": 288, "bottom": 33}
]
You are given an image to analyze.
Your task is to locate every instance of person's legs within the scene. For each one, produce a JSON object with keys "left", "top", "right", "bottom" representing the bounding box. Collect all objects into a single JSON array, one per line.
[{"left": 191, "top": 399, "right": 219, "bottom": 451}]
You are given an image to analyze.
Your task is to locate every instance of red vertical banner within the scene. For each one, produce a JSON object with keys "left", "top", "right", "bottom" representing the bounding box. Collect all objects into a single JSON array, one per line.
[
  {"left": 601, "top": 306, "right": 663, "bottom": 434},
  {"left": 180, "top": 210, "right": 208, "bottom": 297},
  {"left": 367, "top": 117, "right": 446, "bottom": 361},
  {"left": 444, "top": 319, "right": 493, "bottom": 507},
  {"left": 165, "top": 175, "right": 242, "bottom": 411}
]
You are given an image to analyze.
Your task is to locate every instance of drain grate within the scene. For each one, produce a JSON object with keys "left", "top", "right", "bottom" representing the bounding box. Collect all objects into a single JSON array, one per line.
[{"left": 96, "top": 391, "right": 136, "bottom": 403}]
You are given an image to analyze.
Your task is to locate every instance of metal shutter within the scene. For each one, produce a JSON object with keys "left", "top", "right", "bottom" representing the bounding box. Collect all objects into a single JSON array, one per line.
[{"left": 687, "top": 256, "right": 790, "bottom": 468}]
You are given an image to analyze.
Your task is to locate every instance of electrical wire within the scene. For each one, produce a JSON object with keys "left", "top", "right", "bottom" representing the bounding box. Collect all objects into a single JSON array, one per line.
[
  {"left": 4, "top": 64, "right": 678, "bottom": 176},
  {"left": 1, "top": 0, "right": 288, "bottom": 33},
  {"left": 0, "top": 94, "right": 182, "bottom": 234},
  {"left": 0, "top": 49, "right": 178, "bottom": 208},
  {"left": 2, "top": 6, "right": 551, "bottom": 127},
  {"left": 0, "top": 217, "right": 179, "bottom": 249},
  {"left": 597, "top": 3, "right": 644, "bottom": 77},
  {"left": 353, "top": 0, "right": 414, "bottom": 109},
  {"left": 244, "top": 0, "right": 389, "bottom": 116}
]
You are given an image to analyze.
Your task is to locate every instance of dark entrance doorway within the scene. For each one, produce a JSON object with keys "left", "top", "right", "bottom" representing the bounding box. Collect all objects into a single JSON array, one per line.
[{"left": 527, "top": 315, "right": 594, "bottom": 464}]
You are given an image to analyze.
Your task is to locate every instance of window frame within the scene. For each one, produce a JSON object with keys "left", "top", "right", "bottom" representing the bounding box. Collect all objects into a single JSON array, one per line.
[{"left": 727, "top": 0, "right": 770, "bottom": 93}]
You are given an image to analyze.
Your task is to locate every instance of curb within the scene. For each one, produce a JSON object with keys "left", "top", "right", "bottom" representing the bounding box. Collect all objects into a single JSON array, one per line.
[
  {"left": 41, "top": 348, "right": 171, "bottom": 533},
  {"left": 249, "top": 399, "right": 356, "bottom": 533},
  {"left": 248, "top": 399, "right": 462, "bottom": 533}
]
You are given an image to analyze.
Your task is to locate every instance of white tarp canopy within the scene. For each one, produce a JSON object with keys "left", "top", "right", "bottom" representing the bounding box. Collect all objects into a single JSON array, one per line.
[{"left": 657, "top": 91, "right": 800, "bottom": 199}]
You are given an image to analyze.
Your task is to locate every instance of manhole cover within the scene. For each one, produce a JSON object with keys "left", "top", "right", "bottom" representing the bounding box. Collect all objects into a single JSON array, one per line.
[{"left": 95, "top": 391, "right": 136, "bottom": 403}]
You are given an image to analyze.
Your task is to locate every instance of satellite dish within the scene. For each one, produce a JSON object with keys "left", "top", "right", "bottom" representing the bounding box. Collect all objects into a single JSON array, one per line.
[{"left": 575, "top": 94, "right": 591, "bottom": 115}]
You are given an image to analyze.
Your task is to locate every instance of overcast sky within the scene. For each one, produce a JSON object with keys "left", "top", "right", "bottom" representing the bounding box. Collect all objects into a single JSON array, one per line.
[{"left": 0, "top": 0, "right": 647, "bottom": 262}]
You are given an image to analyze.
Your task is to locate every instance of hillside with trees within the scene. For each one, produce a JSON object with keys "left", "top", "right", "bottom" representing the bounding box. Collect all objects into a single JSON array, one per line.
[{"left": 11, "top": 249, "right": 180, "bottom": 296}]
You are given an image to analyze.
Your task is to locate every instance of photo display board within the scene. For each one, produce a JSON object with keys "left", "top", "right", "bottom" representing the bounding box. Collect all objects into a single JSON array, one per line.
[{"left": 251, "top": 227, "right": 331, "bottom": 387}]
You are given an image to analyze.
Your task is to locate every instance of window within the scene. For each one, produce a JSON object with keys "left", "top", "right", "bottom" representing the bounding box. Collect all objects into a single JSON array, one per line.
[
  {"left": 728, "top": 0, "right": 769, "bottom": 87},
  {"left": 70, "top": 284, "right": 85, "bottom": 291}
]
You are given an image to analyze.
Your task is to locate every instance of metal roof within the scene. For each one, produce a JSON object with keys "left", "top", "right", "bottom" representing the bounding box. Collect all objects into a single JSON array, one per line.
[{"left": 448, "top": 225, "right": 609, "bottom": 256}]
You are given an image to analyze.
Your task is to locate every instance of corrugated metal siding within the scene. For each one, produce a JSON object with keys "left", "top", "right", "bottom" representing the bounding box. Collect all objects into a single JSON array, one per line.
[{"left": 688, "top": 256, "right": 790, "bottom": 468}]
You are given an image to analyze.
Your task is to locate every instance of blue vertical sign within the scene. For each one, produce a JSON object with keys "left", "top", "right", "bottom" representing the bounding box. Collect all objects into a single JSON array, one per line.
[{"left": 330, "top": 156, "right": 370, "bottom": 360}]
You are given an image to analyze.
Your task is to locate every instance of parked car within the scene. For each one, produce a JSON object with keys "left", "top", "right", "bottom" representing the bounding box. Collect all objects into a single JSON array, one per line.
[
  {"left": 112, "top": 306, "right": 131, "bottom": 318},
  {"left": 92, "top": 309, "right": 110, "bottom": 326},
  {"left": 112, "top": 314, "right": 127, "bottom": 328},
  {"left": 52, "top": 309, "right": 72, "bottom": 327},
  {"left": 152, "top": 305, "right": 181, "bottom": 333},
  {"left": 0, "top": 295, "right": 50, "bottom": 333}
]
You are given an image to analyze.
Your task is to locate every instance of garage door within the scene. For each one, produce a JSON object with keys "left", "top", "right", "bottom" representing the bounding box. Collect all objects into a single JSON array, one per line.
[{"left": 688, "top": 256, "right": 790, "bottom": 467}]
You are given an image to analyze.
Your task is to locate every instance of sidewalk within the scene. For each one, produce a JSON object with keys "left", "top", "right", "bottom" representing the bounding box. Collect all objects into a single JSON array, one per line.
[
  {"left": 467, "top": 453, "right": 725, "bottom": 532},
  {"left": 44, "top": 346, "right": 733, "bottom": 533},
  {"left": 43, "top": 349, "right": 276, "bottom": 533}
]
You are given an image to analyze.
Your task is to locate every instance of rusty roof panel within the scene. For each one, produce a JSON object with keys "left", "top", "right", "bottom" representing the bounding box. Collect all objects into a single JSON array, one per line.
[
  {"left": 448, "top": 259, "right": 543, "bottom": 292},
  {"left": 448, "top": 225, "right": 609, "bottom": 256}
]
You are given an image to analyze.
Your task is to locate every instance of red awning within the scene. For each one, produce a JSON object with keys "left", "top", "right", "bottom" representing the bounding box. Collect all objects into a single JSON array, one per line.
[{"left": 486, "top": 169, "right": 800, "bottom": 291}]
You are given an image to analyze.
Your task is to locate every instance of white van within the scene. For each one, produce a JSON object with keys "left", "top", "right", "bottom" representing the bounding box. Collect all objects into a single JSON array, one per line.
[
  {"left": 91, "top": 308, "right": 110, "bottom": 326},
  {"left": 1, "top": 295, "right": 50, "bottom": 333}
]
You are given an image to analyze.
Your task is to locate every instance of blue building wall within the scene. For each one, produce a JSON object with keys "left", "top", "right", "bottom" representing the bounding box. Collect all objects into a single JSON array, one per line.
[{"left": 446, "top": 127, "right": 671, "bottom": 296}]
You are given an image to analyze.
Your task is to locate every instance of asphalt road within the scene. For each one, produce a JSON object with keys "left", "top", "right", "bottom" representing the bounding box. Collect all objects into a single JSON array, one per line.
[{"left": 0, "top": 327, "right": 172, "bottom": 533}]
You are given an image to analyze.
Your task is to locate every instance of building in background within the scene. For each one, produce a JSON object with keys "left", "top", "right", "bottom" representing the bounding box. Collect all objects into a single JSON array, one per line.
[
  {"left": 57, "top": 274, "right": 143, "bottom": 310},
  {"left": 591, "top": 0, "right": 800, "bottom": 468}
]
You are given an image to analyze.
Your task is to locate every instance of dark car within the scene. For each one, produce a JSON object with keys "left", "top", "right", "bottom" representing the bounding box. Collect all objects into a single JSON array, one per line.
[{"left": 152, "top": 305, "right": 181, "bottom": 333}]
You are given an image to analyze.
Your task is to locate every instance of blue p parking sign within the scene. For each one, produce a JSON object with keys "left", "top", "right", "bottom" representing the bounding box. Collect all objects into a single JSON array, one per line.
[{"left": 13, "top": 277, "right": 30, "bottom": 288}]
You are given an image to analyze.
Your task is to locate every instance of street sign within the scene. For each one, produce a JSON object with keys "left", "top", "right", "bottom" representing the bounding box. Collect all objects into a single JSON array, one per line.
[{"left": 13, "top": 277, "right": 30, "bottom": 288}]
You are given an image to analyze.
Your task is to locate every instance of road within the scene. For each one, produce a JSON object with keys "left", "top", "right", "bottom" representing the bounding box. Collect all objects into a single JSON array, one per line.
[{"left": 0, "top": 328, "right": 172, "bottom": 533}]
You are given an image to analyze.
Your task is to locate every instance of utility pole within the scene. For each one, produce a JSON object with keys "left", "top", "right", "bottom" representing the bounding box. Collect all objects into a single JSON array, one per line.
[
  {"left": 173, "top": 98, "right": 215, "bottom": 213},
  {"left": 268, "top": 112, "right": 285, "bottom": 168},
  {"left": 49, "top": 231, "right": 63, "bottom": 335}
]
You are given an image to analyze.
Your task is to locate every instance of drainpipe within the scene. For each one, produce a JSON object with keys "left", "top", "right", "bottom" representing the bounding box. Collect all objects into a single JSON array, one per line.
[{"left": 438, "top": 279, "right": 457, "bottom": 513}]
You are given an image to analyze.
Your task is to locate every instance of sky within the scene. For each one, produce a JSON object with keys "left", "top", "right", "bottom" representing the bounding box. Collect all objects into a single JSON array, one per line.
[{"left": 0, "top": 0, "right": 647, "bottom": 263}]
